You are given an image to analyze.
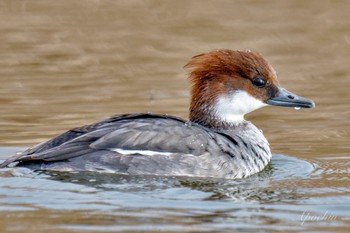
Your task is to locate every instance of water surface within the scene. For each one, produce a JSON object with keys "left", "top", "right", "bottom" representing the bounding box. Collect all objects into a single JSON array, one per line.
[{"left": 0, "top": 0, "right": 349, "bottom": 232}]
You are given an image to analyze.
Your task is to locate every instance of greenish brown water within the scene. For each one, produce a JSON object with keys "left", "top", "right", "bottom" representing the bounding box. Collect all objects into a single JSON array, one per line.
[{"left": 0, "top": 0, "right": 349, "bottom": 232}]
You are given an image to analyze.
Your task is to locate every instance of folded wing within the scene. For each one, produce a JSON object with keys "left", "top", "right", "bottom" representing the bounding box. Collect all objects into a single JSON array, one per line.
[{"left": 0, "top": 113, "right": 212, "bottom": 167}]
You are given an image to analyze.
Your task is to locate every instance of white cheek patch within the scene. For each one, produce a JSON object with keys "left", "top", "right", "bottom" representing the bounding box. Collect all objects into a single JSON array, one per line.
[
  {"left": 110, "top": 148, "right": 173, "bottom": 156},
  {"left": 214, "top": 90, "right": 267, "bottom": 124}
]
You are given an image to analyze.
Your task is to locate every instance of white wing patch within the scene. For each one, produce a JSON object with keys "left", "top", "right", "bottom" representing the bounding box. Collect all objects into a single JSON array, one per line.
[{"left": 110, "top": 148, "right": 174, "bottom": 156}]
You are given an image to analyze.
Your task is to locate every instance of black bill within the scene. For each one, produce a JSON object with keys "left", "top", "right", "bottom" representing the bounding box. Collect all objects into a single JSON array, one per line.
[{"left": 266, "top": 87, "right": 315, "bottom": 108}]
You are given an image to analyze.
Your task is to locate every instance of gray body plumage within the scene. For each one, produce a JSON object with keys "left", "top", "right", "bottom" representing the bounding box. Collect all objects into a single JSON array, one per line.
[{"left": 0, "top": 113, "right": 271, "bottom": 179}]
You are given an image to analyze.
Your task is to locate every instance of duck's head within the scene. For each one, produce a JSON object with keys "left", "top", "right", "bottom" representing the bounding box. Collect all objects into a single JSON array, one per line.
[{"left": 185, "top": 49, "right": 315, "bottom": 128}]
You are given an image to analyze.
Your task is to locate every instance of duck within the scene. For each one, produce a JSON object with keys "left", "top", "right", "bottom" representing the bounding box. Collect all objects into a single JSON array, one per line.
[{"left": 0, "top": 49, "right": 315, "bottom": 179}]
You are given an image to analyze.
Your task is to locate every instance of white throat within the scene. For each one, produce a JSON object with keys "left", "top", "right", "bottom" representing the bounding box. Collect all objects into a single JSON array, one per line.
[{"left": 214, "top": 90, "right": 267, "bottom": 124}]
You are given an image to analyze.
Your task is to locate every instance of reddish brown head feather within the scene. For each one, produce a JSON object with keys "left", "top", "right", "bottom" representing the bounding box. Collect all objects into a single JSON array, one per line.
[
  {"left": 184, "top": 49, "right": 279, "bottom": 128},
  {"left": 185, "top": 49, "right": 278, "bottom": 87}
]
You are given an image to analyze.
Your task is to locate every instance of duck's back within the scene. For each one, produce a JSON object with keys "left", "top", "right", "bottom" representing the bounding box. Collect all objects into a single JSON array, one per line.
[{"left": 0, "top": 113, "right": 271, "bottom": 178}]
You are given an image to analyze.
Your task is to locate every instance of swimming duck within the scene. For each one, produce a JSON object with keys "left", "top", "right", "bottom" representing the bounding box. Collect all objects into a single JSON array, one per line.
[{"left": 0, "top": 49, "right": 315, "bottom": 179}]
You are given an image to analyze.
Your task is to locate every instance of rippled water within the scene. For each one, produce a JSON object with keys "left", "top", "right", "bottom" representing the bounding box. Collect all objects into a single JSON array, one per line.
[{"left": 0, "top": 1, "right": 349, "bottom": 232}]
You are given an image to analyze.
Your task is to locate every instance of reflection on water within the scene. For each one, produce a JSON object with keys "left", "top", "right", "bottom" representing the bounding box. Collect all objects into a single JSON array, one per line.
[{"left": 0, "top": 0, "right": 350, "bottom": 232}]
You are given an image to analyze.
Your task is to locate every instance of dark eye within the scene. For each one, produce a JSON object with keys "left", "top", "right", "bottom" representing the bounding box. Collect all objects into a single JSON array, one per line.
[{"left": 252, "top": 76, "right": 266, "bottom": 87}]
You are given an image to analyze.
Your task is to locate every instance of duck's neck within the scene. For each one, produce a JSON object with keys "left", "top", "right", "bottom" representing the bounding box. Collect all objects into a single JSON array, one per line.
[
  {"left": 189, "top": 96, "right": 248, "bottom": 130},
  {"left": 189, "top": 104, "right": 246, "bottom": 129},
  {"left": 190, "top": 90, "right": 268, "bottom": 129}
]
